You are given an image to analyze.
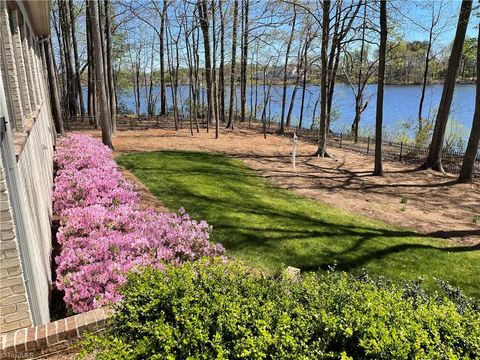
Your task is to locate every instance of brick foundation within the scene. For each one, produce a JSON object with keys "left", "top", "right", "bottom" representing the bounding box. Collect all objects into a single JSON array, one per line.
[{"left": 0, "top": 307, "right": 111, "bottom": 359}]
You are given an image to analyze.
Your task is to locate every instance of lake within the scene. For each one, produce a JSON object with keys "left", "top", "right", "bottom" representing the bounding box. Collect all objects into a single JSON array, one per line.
[{"left": 113, "top": 83, "right": 476, "bottom": 140}]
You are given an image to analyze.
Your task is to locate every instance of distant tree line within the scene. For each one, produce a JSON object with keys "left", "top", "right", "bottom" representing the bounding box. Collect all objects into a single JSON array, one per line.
[{"left": 48, "top": 0, "right": 479, "bottom": 183}]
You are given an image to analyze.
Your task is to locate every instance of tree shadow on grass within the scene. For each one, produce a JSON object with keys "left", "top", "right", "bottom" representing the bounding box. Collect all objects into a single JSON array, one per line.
[{"left": 118, "top": 150, "right": 480, "bottom": 295}]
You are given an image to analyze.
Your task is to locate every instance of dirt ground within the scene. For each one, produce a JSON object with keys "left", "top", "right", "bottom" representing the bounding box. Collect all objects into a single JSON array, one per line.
[
  {"left": 119, "top": 166, "right": 169, "bottom": 213},
  {"left": 97, "top": 126, "right": 479, "bottom": 245}
]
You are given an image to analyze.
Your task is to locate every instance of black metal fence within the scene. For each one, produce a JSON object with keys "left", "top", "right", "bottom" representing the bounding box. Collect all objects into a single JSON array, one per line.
[{"left": 294, "top": 128, "right": 479, "bottom": 177}]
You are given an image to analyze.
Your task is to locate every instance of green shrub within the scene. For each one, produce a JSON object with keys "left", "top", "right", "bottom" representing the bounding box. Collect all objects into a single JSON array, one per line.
[{"left": 82, "top": 259, "right": 480, "bottom": 359}]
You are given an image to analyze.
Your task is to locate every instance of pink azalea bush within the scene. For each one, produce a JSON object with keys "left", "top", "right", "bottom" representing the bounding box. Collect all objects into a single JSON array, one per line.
[
  {"left": 53, "top": 134, "right": 224, "bottom": 313},
  {"left": 53, "top": 135, "right": 138, "bottom": 215},
  {"left": 54, "top": 134, "right": 113, "bottom": 171}
]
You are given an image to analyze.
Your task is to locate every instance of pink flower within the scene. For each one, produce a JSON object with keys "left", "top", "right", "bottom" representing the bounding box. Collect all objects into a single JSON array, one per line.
[{"left": 53, "top": 135, "right": 225, "bottom": 313}]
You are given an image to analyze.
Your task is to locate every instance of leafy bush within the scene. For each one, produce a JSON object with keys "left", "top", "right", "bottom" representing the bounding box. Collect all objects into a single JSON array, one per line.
[
  {"left": 83, "top": 260, "right": 480, "bottom": 359},
  {"left": 53, "top": 135, "right": 224, "bottom": 312}
]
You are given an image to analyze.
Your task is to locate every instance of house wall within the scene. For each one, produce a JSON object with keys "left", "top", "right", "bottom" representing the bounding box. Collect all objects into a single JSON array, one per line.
[
  {"left": 0, "top": 154, "right": 32, "bottom": 333},
  {"left": 14, "top": 102, "right": 55, "bottom": 325},
  {"left": 0, "top": 0, "right": 55, "bottom": 332}
]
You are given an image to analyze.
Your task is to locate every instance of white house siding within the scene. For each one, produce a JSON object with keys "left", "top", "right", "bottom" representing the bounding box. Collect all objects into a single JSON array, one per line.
[
  {"left": 14, "top": 100, "right": 55, "bottom": 326},
  {"left": 0, "top": 0, "right": 55, "bottom": 333},
  {"left": 0, "top": 153, "right": 33, "bottom": 333}
]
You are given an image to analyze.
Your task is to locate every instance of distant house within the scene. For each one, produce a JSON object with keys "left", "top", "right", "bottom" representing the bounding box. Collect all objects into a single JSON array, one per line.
[{"left": 0, "top": 0, "right": 56, "bottom": 333}]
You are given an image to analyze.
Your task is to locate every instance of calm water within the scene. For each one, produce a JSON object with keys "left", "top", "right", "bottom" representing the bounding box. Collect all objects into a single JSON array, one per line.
[{"left": 112, "top": 83, "right": 476, "bottom": 139}]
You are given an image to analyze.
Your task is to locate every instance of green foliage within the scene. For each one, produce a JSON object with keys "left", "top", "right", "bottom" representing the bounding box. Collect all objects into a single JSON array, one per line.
[
  {"left": 116, "top": 101, "right": 134, "bottom": 115},
  {"left": 461, "top": 37, "right": 477, "bottom": 81},
  {"left": 311, "top": 106, "right": 340, "bottom": 130},
  {"left": 82, "top": 260, "right": 480, "bottom": 359},
  {"left": 391, "top": 118, "right": 415, "bottom": 145},
  {"left": 472, "top": 215, "right": 480, "bottom": 224},
  {"left": 116, "top": 151, "right": 480, "bottom": 298},
  {"left": 183, "top": 99, "right": 209, "bottom": 119},
  {"left": 391, "top": 118, "right": 433, "bottom": 148},
  {"left": 444, "top": 119, "right": 468, "bottom": 153},
  {"left": 400, "top": 196, "right": 409, "bottom": 204},
  {"left": 415, "top": 120, "right": 433, "bottom": 148}
]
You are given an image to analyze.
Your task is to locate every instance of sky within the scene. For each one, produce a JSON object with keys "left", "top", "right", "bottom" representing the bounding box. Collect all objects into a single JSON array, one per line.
[{"left": 399, "top": 0, "right": 478, "bottom": 45}]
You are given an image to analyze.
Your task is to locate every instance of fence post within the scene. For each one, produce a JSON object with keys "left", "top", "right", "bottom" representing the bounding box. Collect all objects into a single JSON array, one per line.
[
  {"left": 339, "top": 132, "right": 342, "bottom": 148},
  {"left": 367, "top": 136, "right": 370, "bottom": 155},
  {"left": 399, "top": 141, "right": 403, "bottom": 161}
]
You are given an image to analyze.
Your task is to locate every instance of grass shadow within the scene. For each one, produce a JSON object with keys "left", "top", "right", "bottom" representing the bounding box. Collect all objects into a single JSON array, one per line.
[{"left": 117, "top": 150, "right": 480, "bottom": 298}]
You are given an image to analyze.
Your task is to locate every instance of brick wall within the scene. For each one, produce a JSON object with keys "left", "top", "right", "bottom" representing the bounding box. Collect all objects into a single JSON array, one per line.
[
  {"left": 0, "top": 4, "right": 24, "bottom": 130},
  {"left": 11, "top": 8, "right": 31, "bottom": 121},
  {"left": 0, "top": 154, "right": 32, "bottom": 333},
  {"left": 0, "top": 308, "right": 111, "bottom": 359}
]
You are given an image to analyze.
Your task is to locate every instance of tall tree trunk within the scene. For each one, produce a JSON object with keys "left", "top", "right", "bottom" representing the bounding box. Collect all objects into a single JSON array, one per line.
[
  {"left": 226, "top": 0, "right": 239, "bottom": 129},
  {"left": 159, "top": 0, "right": 168, "bottom": 116},
  {"left": 44, "top": 38, "right": 65, "bottom": 135},
  {"left": 174, "top": 33, "right": 181, "bottom": 127},
  {"left": 261, "top": 66, "right": 273, "bottom": 123},
  {"left": 59, "top": 0, "right": 77, "bottom": 117},
  {"left": 69, "top": 0, "right": 85, "bottom": 117},
  {"left": 373, "top": 0, "right": 387, "bottom": 176},
  {"left": 422, "top": 0, "right": 472, "bottom": 172},
  {"left": 418, "top": 28, "right": 433, "bottom": 133},
  {"left": 218, "top": 0, "right": 225, "bottom": 123},
  {"left": 134, "top": 60, "right": 141, "bottom": 115},
  {"left": 193, "top": 26, "right": 201, "bottom": 131},
  {"left": 286, "top": 42, "right": 305, "bottom": 128},
  {"left": 326, "top": 5, "right": 340, "bottom": 131},
  {"left": 185, "top": 20, "right": 197, "bottom": 134},
  {"left": 52, "top": 7, "right": 66, "bottom": 118},
  {"left": 249, "top": 50, "right": 254, "bottom": 126},
  {"left": 327, "top": 1, "right": 361, "bottom": 132},
  {"left": 98, "top": 0, "right": 110, "bottom": 121},
  {"left": 198, "top": 0, "right": 215, "bottom": 133},
  {"left": 211, "top": 0, "right": 219, "bottom": 138},
  {"left": 353, "top": 94, "right": 362, "bottom": 141},
  {"left": 261, "top": 65, "right": 268, "bottom": 137},
  {"left": 254, "top": 45, "right": 259, "bottom": 121},
  {"left": 171, "top": 24, "right": 181, "bottom": 130},
  {"left": 104, "top": 0, "right": 116, "bottom": 134},
  {"left": 298, "top": 37, "right": 309, "bottom": 129},
  {"left": 240, "top": 0, "right": 249, "bottom": 123},
  {"left": 86, "top": 1, "right": 96, "bottom": 126},
  {"left": 166, "top": 21, "right": 179, "bottom": 130},
  {"left": 352, "top": 2, "right": 367, "bottom": 143},
  {"left": 279, "top": 5, "right": 296, "bottom": 134},
  {"left": 89, "top": 0, "right": 113, "bottom": 149},
  {"left": 327, "top": 41, "right": 341, "bottom": 131},
  {"left": 458, "top": 27, "right": 479, "bottom": 183},
  {"left": 317, "top": 0, "right": 330, "bottom": 157},
  {"left": 147, "top": 41, "right": 155, "bottom": 117},
  {"left": 98, "top": 3, "right": 106, "bottom": 93}
]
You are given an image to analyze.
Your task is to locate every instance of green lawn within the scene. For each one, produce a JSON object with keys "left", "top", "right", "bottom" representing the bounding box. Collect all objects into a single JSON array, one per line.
[{"left": 116, "top": 150, "right": 480, "bottom": 297}]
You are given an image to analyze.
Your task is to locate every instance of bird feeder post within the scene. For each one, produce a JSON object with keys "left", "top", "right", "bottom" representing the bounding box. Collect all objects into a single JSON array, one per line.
[{"left": 292, "top": 132, "right": 298, "bottom": 169}]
